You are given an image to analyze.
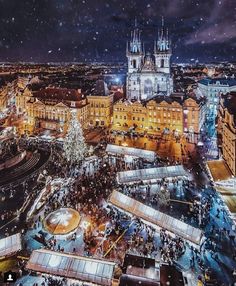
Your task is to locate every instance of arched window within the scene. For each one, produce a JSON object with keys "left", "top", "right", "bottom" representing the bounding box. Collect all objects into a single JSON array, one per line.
[
  {"left": 161, "top": 59, "right": 164, "bottom": 68},
  {"left": 133, "top": 59, "right": 136, "bottom": 69},
  {"left": 144, "top": 79, "right": 153, "bottom": 97}
]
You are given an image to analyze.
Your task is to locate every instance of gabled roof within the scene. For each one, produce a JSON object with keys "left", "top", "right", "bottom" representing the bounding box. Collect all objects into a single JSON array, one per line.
[{"left": 54, "top": 102, "right": 69, "bottom": 108}]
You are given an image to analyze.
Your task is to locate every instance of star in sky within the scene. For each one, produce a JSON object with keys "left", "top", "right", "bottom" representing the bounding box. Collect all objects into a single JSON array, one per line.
[{"left": 0, "top": 0, "right": 235, "bottom": 63}]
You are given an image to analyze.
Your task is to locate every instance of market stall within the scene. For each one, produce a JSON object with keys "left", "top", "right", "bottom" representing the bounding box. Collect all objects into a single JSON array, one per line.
[
  {"left": 117, "top": 165, "right": 191, "bottom": 184},
  {"left": 109, "top": 190, "right": 202, "bottom": 245},
  {"left": 0, "top": 233, "right": 22, "bottom": 258},
  {"left": 106, "top": 144, "right": 156, "bottom": 162},
  {"left": 26, "top": 249, "right": 116, "bottom": 286}
]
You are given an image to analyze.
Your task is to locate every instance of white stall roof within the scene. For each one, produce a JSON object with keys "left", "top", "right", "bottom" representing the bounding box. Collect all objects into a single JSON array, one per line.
[
  {"left": 117, "top": 165, "right": 190, "bottom": 184},
  {"left": 0, "top": 233, "right": 22, "bottom": 257},
  {"left": 109, "top": 190, "right": 202, "bottom": 245},
  {"left": 106, "top": 144, "right": 156, "bottom": 162},
  {"left": 26, "top": 249, "right": 116, "bottom": 286}
]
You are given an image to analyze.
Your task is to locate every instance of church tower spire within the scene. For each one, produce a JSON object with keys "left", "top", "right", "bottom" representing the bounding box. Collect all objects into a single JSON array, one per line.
[
  {"left": 154, "top": 16, "right": 172, "bottom": 74},
  {"left": 126, "top": 18, "right": 173, "bottom": 101},
  {"left": 126, "top": 19, "right": 144, "bottom": 72},
  {"left": 127, "top": 19, "right": 143, "bottom": 55},
  {"left": 126, "top": 19, "right": 144, "bottom": 100}
]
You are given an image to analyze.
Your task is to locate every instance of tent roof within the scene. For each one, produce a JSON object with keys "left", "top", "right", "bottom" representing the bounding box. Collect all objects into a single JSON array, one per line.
[
  {"left": 109, "top": 191, "right": 202, "bottom": 245},
  {"left": 0, "top": 233, "right": 22, "bottom": 257},
  {"left": 106, "top": 144, "right": 156, "bottom": 162},
  {"left": 207, "top": 160, "right": 232, "bottom": 182},
  {"left": 26, "top": 249, "right": 116, "bottom": 286},
  {"left": 117, "top": 165, "right": 190, "bottom": 184}
]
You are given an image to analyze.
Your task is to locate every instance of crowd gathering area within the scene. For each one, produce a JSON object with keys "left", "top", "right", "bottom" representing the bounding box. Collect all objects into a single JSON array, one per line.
[{"left": 0, "top": 137, "right": 236, "bottom": 286}]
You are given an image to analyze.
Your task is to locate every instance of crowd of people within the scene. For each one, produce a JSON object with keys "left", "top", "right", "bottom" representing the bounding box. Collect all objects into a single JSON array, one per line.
[
  {"left": 160, "top": 229, "right": 185, "bottom": 264},
  {"left": 1, "top": 135, "right": 236, "bottom": 285}
]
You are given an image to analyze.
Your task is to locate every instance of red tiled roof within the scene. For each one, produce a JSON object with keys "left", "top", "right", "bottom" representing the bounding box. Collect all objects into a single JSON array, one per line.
[
  {"left": 33, "top": 88, "right": 84, "bottom": 102},
  {"left": 32, "top": 88, "right": 87, "bottom": 108}
]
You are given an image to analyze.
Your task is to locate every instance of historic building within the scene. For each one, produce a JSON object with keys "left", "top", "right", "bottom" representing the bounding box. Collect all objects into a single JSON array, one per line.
[
  {"left": 126, "top": 19, "right": 173, "bottom": 101},
  {"left": 0, "top": 87, "right": 8, "bottom": 110},
  {"left": 0, "top": 77, "right": 31, "bottom": 111},
  {"left": 217, "top": 92, "right": 236, "bottom": 176},
  {"left": 112, "top": 93, "right": 206, "bottom": 139},
  {"left": 25, "top": 88, "right": 89, "bottom": 134},
  {"left": 87, "top": 80, "right": 114, "bottom": 127},
  {"left": 16, "top": 87, "right": 33, "bottom": 114},
  {"left": 198, "top": 78, "right": 236, "bottom": 124}
]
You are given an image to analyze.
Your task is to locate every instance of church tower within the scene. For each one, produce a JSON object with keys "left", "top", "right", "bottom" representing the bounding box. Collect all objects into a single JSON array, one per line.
[
  {"left": 126, "top": 20, "right": 144, "bottom": 100},
  {"left": 126, "top": 20, "right": 143, "bottom": 73},
  {"left": 154, "top": 17, "right": 171, "bottom": 74},
  {"left": 126, "top": 18, "right": 173, "bottom": 101}
]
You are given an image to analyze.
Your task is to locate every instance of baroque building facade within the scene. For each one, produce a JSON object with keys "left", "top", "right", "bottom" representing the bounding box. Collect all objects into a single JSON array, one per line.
[
  {"left": 217, "top": 92, "right": 236, "bottom": 176},
  {"left": 87, "top": 80, "right": 114, "bottom": 127},
  {"left": 126, "top": 19, "right": 173, "bottom": 101},
  {"left": 112, "top": 94, "right": 206, "bottom": 138},
  {"left": 25, "top": 88, "right": 89, "bottom": 134}
]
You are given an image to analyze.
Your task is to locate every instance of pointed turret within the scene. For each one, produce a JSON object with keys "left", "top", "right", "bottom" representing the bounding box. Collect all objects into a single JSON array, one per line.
[
  {"left": 127, "top": 19, "right": 144, "bottom": 74},
  {"left": 155, "top": 16, "right": 171, "bottom": 52},
  {"left": 127, "top": 19, "right": 143, "bottom": 55},
  {"left": 153, "top": 17, "right": 172, "bottom": 74}
]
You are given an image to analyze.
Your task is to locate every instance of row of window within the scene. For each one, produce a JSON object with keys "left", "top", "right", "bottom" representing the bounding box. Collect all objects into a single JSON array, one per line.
[
  {"left": 148, "top": 107, "right": 182, "bottom": 112},
  {"left": 114, "top": 115, "right": 184, "bottom": 123},
  {"left": 115, "top": 107, "right": 183, "bottom": 113},
  {"left": 90, "top": 112, "right": 106, "bottom": 116},
  {"left": 90, "top": 120, "right": 105, "bottom": 125},
  {"left": 90, "top": 103, "right": 106, "bottom": 108}
]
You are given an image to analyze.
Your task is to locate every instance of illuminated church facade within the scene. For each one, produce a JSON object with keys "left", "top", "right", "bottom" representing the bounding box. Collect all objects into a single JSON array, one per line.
[{"left": 126, "top": 19, "right": 173, "bottom": 101}]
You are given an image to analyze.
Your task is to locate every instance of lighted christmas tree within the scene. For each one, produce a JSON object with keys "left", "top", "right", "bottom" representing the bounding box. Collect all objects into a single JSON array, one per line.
[{"left": 63, "top": 110, "right": 87, "bottom": 166}]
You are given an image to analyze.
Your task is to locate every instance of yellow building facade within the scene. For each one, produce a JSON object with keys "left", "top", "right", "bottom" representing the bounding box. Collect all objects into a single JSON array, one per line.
[
  {"left": 183, "top": 97, "right": 206, "bottom": 134},
  {"left": 112, "top": 95, "right": 206, "bottom": 136},
  {"left": 87, "top": 80, "right": 114, "bottom": 127},
  {"left": 0, "top": 88, "right": 8, "bottom": 110},
  {"left": 24, "top": 88, "right": 89, "bottom": 134},
  {"left": 217, "top": 92, "right": 236, "bottom": 176},
  {"left": 87, "top": 93, "right": 113, "bottom": 127},
  {"left": 15, "top": 87, "right": 33, "bottom": 114}
]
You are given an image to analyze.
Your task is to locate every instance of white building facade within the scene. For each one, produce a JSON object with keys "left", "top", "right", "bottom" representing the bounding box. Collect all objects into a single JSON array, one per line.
[
  {"left": 198, "top": 78, "right": 236, "bottom": 122},
  {"left": 126, "top": 20, "right": 173, "bottom": 101}
]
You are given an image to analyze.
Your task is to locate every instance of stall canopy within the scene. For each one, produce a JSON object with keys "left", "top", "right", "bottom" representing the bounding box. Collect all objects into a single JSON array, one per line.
[
  {"left": 26, "top": 249, "right": 116, "bottom": 286},
  {"left": 0, "top": 233, "right": 22, "bottom": 257},
  {"left": 106, "top": 144, "right": 156, "bottom": 162},
  {"left": 117, "top": 165, "right": 190, "bottom": 184},
  {"left": 109, "top": 191, "right": 202, "bottom": 245}
]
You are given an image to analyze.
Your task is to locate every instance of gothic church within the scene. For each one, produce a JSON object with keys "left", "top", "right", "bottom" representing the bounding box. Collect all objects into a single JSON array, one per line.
[{"left": 126, "top": 19, "right": 173, "bottom": 101}]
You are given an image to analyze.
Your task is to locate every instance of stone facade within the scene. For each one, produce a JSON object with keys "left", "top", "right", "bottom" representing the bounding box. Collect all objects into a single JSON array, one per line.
[
  {"left": 112, "top": 94, "right": 206, "bottom": 137},
  {"left": 217, "top": 92, "right": 236, "bottom": 176},
  {"left": 126, "top": 19, "right": 173, "bottom": 101}
]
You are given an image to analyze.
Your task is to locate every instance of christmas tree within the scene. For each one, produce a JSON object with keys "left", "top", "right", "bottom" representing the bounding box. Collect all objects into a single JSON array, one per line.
[{"left": 63, "top": 110, "right": 87, "bottom": 166}]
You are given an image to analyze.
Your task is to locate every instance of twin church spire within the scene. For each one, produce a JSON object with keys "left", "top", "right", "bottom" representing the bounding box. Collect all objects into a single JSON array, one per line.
[
  {"left": 127, "top": 17, "right": 171, "bottom": 56},
  {"left": 126, "top": 17, "right": 173, "bottom": 101}
]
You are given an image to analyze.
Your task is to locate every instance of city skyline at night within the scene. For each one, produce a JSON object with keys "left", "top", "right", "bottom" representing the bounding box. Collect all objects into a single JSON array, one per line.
[
  {"left": 0, "top": 1, "right": 236, "bottom": 285},
  {"left": 0, "top": 0, "right": 235, "bottom": 63}
]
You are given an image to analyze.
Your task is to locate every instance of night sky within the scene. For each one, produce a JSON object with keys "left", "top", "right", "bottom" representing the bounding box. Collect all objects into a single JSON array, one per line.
[{"left": 0, "top": 0, "right": 235, "bottom": 63}]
